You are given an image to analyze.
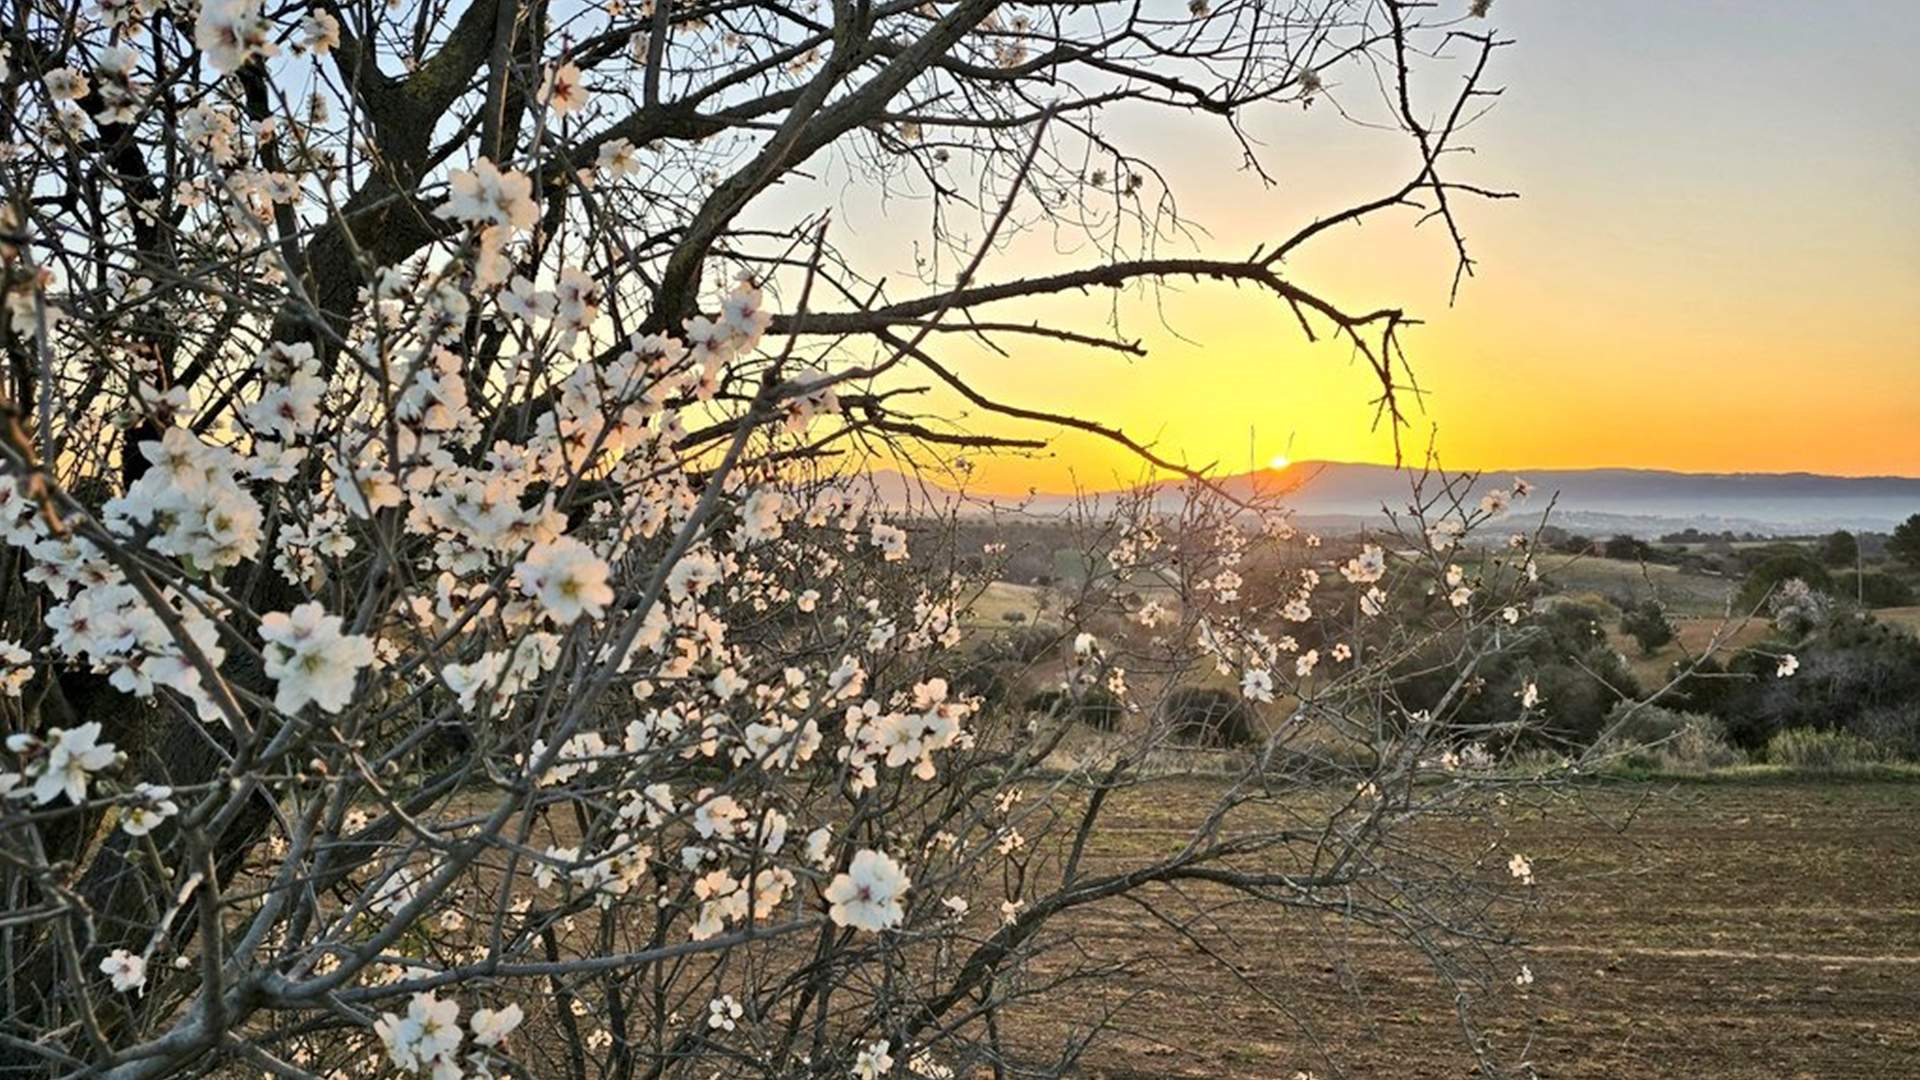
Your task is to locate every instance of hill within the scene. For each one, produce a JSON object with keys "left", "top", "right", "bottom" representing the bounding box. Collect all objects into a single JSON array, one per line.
[{"left": 860, "top": 462, "right": 1920, "bottom": 537}]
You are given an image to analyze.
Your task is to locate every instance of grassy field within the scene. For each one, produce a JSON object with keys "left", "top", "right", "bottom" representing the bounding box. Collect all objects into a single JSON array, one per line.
[
  {"left": 998, "top": 779, "right": 1920, "bottom": 1078},
  {"left": 1534, "top": 553, "right": 1736, "bottom": 616},
  {"left": 1606, "top": 614, "right": 1775, "bottom": 685},
  {"left": 963, "top": 580, "right": 1055, "bottom": 627},
  {"left": 1877, "top": 606, "right": 1920, "bottom": 634}
]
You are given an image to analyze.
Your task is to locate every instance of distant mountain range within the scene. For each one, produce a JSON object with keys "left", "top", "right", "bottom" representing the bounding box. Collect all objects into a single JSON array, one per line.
[{"left": 862, "top": 462, "right": 1920, "bottom": 537}]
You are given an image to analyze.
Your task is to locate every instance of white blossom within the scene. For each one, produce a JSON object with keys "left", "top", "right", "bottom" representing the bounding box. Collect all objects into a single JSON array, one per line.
[
  {"left": 260, "top": 603, "right": 376, "bottom": 714},
  {"left": 825, "top": 849, "right": 910, "bottom": 932},
  {"left": 374, "top": 992, "right": 464, "bottom": 1074},
  {"left": 469, "top": 1003, "right": 524, "bottom": 1048},
  {"left": 121, "top": 783, "right": 179, "bottom": 836},
  {"left": 518, "top": 537, "right": 614, "bottom": 624},
  {"left": 12, "top": 722, "right": 117, "bottom": 805},
  {"left": 99, "top": 948, "right": 146, "bottom": 993}
]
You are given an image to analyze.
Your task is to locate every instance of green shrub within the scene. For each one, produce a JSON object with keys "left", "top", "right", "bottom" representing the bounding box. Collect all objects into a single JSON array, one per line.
[
  {"left": 1604, "top": 534, "right": 1653, "bottom": 562},
  {"left": 1671, "top": 613, "right": 1920, "bottom": 752},
  {"left": 950, "top": 662, "right": 1014, "bottom": 708},
  {"left": 1264, "top": 735, "right": 1377, "bottom": 780},
  {"left": 1821, "top": 530, "right": 1860, "bottom": 567},
  {"left": 1765, "top": 728, "right": 1885, "bottom": 771},
  {"left": 1024, "top": 685, "right": 1124, "bottom": 731},
  {"left": 1832, "top": 571, "right": 1916, "bottom": 608},
  {"left": 1891, "top": 513, "right": 1920, "bottom": 569},
  {"left": 1598, "top": 701, "right": 1691, "bottom": 744},
  {"left": 1846, "top": 703, "right": 1920, "bottom": 761},
  {"left": 1158, "top": 687, "right": 1260, "bottom": 747},
  {"left": 1661, "top": 715, "right": 1746, "bottom": 772},
  {"left": 1389, "top": 599, "right": 1642, "bottom": 752},
  {"left": 979, "top": 625, "right": 1060, "bottom": 665},
  {"left": 1594, "top": 703, "right": 1744, "bottom": 772},
  {"left": 1738, "top": 551, "right": 1832, "bottom": 611},
  {"left": 1620, "top": 600, "right": 1676, "bottom": 655}
]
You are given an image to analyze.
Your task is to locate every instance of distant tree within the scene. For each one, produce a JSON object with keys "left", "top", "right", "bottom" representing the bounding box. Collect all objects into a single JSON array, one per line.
[
  {"left": 1391, "top": 599, "right": 1642, "bottom": 751},
  {"left": 1739, "top": 551, "right": 1833, "bottom": 611},
  {"left": 1552, "top": 532, "right": 1596, "bottom": 556},
  {"left": 1768, "top": 577, "right": 1833, "bottom": 636},
  {"left": 1669, "top": 615, "right": 1920, "bottom": 753},
  {"left": 1737, "top": 542, "right": 1819, "bottom": 575},
  {"left": 1821, "top": 530, "right": 1860, "bottom": 567},
  {"left": 1604, "top": 534, "right": 1651, "bottom": 562},
  {"left": 1891, "top": 515, "right": 1920, "bottom": 569},
  {"left": 1835, "top": 571, "right": 1916, "bottom": 608},
  {"left": 1620, "top": 600, "right": 1677, "bottom": 655}
]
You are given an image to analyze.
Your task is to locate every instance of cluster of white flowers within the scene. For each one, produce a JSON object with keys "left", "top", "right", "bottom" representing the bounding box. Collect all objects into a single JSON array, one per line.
[
  {"left": 517, "top": 537, "right": 614, "bottom": 624},
  {"left": 439, "top": 158, "right": 539, "bottom": 233},
  {"left": 1445, "top": 563, "right": 1473, "bottom": 610},
  {"left": 4, "top": 722, "right": 118, "bottom": 805},
  {"left": 838, "top": 677, "right": 974, "bottom": 790},
  {"left": 194, "top": 0, "right": 276, "bottom": 74},
  {"left": 707, "top": 994, "right": 744, "bottom": 1031},
  {"left": 825, "top": 849, "right": 911, "bottom": 932},
  {"left": 853, "top": 1039, "right": 895, "bottom": 1080},
  {"left": 121, "top": 782, "right": 179, "bottom": 836},
  {"left": 373, "top": 993, "right": 464, "bottom": 1075},
  {"left": 260, "top": 603, "right": 376, "bottom": 714},
  {"left": 371, "top": 992, "right": 523, "bottom": 1077},
  {"left": 1516, "top": 680, "right": 1542, "bottom": 710},
  {"left": 0, "top": 639, "right": 30, "bottom": 696},
  {"left": 1340, "top": 543, "right": 1387, "bottom": 584},
  {"left": 540, "top": 61, "right": 589, "bottom": 115},
  {"left": 1240, "top": 667, "right": 1274, "bottom": 703}
]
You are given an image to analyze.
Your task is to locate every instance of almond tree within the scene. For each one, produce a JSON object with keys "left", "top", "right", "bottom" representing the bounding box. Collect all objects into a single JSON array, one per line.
[{"left": 0, "top": 0, "right": 1556, "bottom": 1076}]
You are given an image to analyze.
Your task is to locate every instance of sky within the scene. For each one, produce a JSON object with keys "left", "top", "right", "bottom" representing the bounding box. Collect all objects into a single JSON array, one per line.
[{"left": 803, "top": 2, "right": 1920, "bottom": 493}]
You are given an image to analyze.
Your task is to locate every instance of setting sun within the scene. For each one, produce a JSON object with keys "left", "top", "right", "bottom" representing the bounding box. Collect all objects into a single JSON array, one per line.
[{"left": 1269, "top": 455, "right": 1291, "bottom": 470}]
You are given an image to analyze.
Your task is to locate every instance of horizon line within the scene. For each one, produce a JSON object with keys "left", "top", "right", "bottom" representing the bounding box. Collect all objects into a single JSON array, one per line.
[{"left": 881, "top": 458, "right": 1920, "bottom": 499}]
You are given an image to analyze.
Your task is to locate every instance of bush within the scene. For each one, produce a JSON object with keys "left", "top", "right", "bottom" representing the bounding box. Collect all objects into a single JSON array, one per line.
[
  {"left": 1392, "top": 599, "right": 1642, "bottom": 751},
  {"left": 1597, "top": 701, "right": 1692, "bottom": 745},
  {"left": 1847, "top": 703, "right": 1920, "bottom": 761},
  {"left": 1619, "top": 599, "right": 1676, "bottom": 655},
  {"left": 950, "top": 662, "right": 1014, "bottom": 708},
  {"left": 979, "top": 624, "right": 1061, "bottom": 665},
  {"left": 1891, "top": 513, "right": 1920, "bottom": 569},
  {"left": 1673, "top": 612, "right": 1920, "bottom": 751},
  {"left": 1661, "top": 715, "right": 1747, "bottom": 771},
  {"left": 1821, "top": 530, "right": 1860, "bottom": 567},
  {"left": 1833, "top": 570, "right": 1916, "bottom": 608},
  {"left": 1158, "top": 687, "right": 1260, "bottom": 747},
  {"left": 1604, "top": 534, "right": 1652, "bottom": 562},
  {"left": 1767, "top": 577, "right": 1831, "bottom": 635},
  {"left": 1593, "top": 703, "right": 1743, "bottom": 773},
  {"left": 1765, "top": 728, "right": 1885, "bottom": 771},
  {"left": 1025, "top": 685, "right": 1125, "bottom": 731},
  {"left": 1738, "top": 551, "right": 1831, "bottom": 611}
]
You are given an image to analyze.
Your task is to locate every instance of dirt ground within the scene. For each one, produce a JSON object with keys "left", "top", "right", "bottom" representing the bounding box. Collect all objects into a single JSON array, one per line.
[{"left": 997, "top": 779, "right": 1920, "bottom": 1078}]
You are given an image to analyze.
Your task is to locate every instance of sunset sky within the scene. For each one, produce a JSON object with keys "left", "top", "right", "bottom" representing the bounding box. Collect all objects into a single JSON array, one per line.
[{"left": 811, "top": 2, "right": 1920, "bottom": 492}]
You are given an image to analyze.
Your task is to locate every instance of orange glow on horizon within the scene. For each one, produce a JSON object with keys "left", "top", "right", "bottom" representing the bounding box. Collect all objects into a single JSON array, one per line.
[{"left": 863, "top": 5, "right": 1920, "bottom": 496}]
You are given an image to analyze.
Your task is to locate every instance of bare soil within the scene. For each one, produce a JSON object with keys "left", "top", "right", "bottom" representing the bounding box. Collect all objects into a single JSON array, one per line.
[{"left": 998, "top": 780, "right": 1920, "bottom": 1078}]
